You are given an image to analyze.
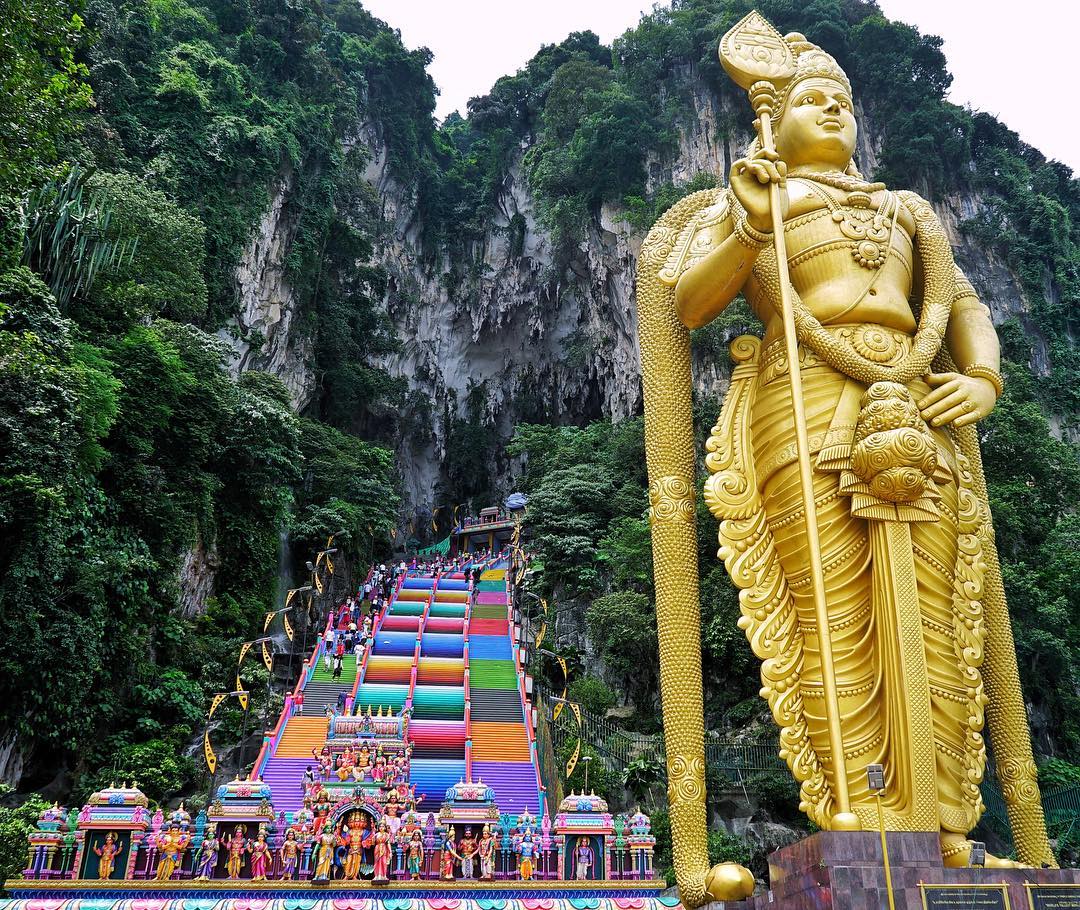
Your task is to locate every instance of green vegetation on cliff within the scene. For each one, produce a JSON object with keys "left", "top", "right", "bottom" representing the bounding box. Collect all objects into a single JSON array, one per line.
[{"left": 0, "top": 0, "right": 409, "bottom": 793}]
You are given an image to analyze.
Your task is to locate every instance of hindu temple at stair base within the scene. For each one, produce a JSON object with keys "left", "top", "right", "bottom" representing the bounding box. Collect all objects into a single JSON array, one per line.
[{"left": 3, "top": 559, "right": 674, "bottom": 910}]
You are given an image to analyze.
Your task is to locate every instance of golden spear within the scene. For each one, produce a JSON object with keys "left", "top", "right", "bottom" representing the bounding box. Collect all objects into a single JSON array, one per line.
[{"left": 718, "top": 11, "right": 857, "bottom": 829}]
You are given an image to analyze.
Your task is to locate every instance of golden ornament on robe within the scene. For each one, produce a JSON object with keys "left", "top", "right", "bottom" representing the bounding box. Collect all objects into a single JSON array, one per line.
[{"left": 635, "top": 10, "right": 1054, "bottom": 906}]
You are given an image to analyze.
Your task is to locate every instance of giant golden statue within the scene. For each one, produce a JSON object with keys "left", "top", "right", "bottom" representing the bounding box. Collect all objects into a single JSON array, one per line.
[{"left": 637, "top": 12, "right": 1054, "bottom": 905}]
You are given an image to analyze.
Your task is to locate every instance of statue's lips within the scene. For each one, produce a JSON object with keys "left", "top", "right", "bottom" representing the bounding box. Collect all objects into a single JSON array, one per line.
[{"left": 818, "top": 118, "right": 843, "bottom": 130}]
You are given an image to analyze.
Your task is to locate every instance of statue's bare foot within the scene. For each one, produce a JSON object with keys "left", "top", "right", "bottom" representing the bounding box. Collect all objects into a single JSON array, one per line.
[
  {"left": 705, "top": 862, "right": 755, "bottom": 901},
  {"left": 940, "top": 832, "right": 1023, "bottom": 868}
]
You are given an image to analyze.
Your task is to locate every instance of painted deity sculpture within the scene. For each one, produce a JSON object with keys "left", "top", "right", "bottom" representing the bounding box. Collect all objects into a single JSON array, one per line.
[
  {"left": 574, "top": 837, "right": 595, "bottom": 881},
  {"left": 372, "top": 820, "right": 392, "bottom": 883},
  {"left": 225, "top": 826, "right": 246, "bottom": 880},
  {"left": 457, "top": 827, "right": 477, "bottom": 880},
  {"left": 406, "top": 830, "right": 424, "bottom": 880},
  {"left": 279, "top": 829, "right": 300, "bottom": 881},
  {"left": 248, "top": 831, "right": 270, "bottom": 881},
  {"left": 636, "top": 10, "right": 1054, "bottom": 905},
  {"left": 478, "top": 825, "right": 495, "bottom": 881},
  {"left": 195, "top": 829, "right": 219, "bottom": 880},
  {"left": 517, "top": 829, "right": 535, "bottom": 881},
  {"left": 341, "top": 814, "right": 370, "bottom": 880},
  {"left": 312, "top": 827, "right": 336, "bottom": 882},
  {"left": 439, "top": 829, "right": 457, "bottom": 880},
  {"left": 94, "top": 832, "right": 120, "bottom": 880},
  {"left": 154, "top": 825, "right": 189, "bottom": 881}
]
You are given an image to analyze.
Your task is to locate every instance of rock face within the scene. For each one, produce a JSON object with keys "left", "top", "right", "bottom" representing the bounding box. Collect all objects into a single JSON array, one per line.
[
  {"left": 231, "top": 63, "right": 1041, "bottom": 507},
  {"left": 219, "top": 164, "right": 317, "bottom": 410}
]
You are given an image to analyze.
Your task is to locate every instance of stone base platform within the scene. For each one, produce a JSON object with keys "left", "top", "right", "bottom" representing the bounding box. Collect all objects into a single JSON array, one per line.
[{"left": 728, "top": 832, "right": 1079, "bottom": 910}]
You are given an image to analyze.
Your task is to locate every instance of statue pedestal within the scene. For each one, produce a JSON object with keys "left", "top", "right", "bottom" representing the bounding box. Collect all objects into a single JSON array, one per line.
[{"left": 731, "top": 831, "right": 1080, "bottom": 910}]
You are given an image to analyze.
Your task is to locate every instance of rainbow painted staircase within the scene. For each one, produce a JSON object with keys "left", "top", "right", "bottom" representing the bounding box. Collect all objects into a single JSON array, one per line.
[
  {"left": 467, "top": 564, "right": 542, "bottom": 818},
  {"left": 254, "top": 559, "right": 542, "bottom": 820}
]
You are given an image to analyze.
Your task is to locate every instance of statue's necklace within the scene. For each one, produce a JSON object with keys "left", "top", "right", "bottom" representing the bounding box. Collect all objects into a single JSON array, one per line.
[{"left": 794, "top": 174, "right": 897, "bottom": 271}]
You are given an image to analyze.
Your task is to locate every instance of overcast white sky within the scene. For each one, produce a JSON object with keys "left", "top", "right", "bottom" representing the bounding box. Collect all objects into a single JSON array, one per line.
[{"left": 359, "top": 0, "right": 1080, "bottom": 173}]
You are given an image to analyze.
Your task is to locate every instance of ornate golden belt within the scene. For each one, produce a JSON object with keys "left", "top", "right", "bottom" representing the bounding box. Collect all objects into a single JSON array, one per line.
[{"left": 760, "top": 324, "right": 914, "bottom": 386}]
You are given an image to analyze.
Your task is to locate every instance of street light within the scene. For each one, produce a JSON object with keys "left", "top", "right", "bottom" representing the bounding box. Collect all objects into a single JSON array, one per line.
[
  {"left": 866, "top": 764, "right": 896, "bottom": 910},
  {"left": 581, "top": 755, "right": 593, "bottom": 793}
]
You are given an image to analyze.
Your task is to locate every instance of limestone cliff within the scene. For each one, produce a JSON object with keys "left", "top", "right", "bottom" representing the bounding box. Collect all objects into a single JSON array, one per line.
[{"left": 232, "top": 63, "right": 1042, "bottom": 511}]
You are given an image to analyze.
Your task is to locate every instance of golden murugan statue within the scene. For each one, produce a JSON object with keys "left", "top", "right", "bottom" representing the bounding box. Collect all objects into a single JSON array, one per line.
[{"left": 636, "top": 12, "right": 1055, "bottom": 905}]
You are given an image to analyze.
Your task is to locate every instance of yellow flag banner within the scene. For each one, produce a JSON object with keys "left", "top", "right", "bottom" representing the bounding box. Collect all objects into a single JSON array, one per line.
[
  {"left": 236, "top": 673, "right": 248, "bottom": 711},
  {"left": 262, "top": 641, "right": 273, "bottom": 671},
  {"left": 453, "top": 504, "right": 460, "bottom": 524},
  {"left": 263, "top": 611, "right": 274, "bottom": 633},
  {"left": 564, "top": 702, "right": 582, "bottom": 779},
  {"left": 204, "top": 730, "right": 216, "bottom": 775},
  {"left": 536, "top": 621, "right": 547, "bottom": 651},
  {"left": 552, "top": 656, "right": 569, "bottom": 722},
  {"left": 238, "top": 641, "right": 253, "bottom": 666},
  {"left": 283, "top": 612, "right": 294, "bottom": 642},
  {"left": 208, "top": 693, "right": 227, "bottom": 719}
]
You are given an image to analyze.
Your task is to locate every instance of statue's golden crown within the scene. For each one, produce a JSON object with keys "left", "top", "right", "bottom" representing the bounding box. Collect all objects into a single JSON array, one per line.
[{"left": 783, "top": 33, "right": 851, "bottom": 96}]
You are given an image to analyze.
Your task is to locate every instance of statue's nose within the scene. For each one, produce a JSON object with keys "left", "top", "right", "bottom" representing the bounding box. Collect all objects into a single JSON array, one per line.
[{"left": 823, "top": 97, "right": 841, "bottom": 113}]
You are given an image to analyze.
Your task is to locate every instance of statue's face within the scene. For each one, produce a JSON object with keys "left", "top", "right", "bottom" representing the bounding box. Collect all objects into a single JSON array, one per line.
[{"left": 774, "top": 77, "right": 857, "bottom": 170}]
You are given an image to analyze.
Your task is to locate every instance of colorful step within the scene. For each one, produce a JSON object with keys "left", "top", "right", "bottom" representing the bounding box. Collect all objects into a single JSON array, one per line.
[
  {"left": 469, "top": 635, "right": 513, "bottom": 661},
  {"left": 470, "top": 721, "right": 531, "bottom": 761},
  {"left": 412, "top": 684, "right": 465, "bottom": 720},
  {"left": 419, "top": 633, "right": 464, "bottom": 658},
  {"left": 273, "top": 717, "right": 330, "bottom": 758},
  {"left": 468, "top": 658, "right": 519, "bottom": 690},
  {"left": 417, "top": 657, "right": 465, "bottom": 685},
  {"left": 468, "top": 618, "right": 509, "bottom": 636},
  {"left": 363, "top": 655, "right": 414, "bottom": 683},
  {"left": 428, "top": 602, "right": 467, "bottom": 618},
  {"left": 353, "top": 683, "right": 408, "bottom": 712},
  {"left": 311, "top": 654, "right": 357, "bottom": 683}
]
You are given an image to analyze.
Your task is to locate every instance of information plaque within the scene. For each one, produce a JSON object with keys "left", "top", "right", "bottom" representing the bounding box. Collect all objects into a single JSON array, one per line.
[
  {"left": 1026, "top": 884, "right": 1080, "bottom": 910},
  {"left": 920, "top": 884, "right": 1011, "bottom": 910}
]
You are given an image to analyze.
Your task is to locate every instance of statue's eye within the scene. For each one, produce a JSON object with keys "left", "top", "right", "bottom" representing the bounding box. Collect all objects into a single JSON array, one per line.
[
  {"left": 840, "top": 99, "right": 851, "bottom": 109},
  {"left": 801, "top": 95, "right": 815, "bottom": 105}
]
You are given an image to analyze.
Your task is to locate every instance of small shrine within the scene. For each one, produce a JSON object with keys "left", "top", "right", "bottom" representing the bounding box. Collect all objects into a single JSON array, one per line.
[
  {"left": 438, "top": 779, "right": 499, "bottom": 828},
  {"left": 73, "top": 783, "right": 152, "bottom": 881},
  {"left": 554, "top": 792, "right": 614, "bottom": 881}
]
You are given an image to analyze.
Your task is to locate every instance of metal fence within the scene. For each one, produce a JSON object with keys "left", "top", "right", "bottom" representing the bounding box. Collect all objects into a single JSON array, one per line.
[{"left": 535, "top": 683, "right": 784, "bottom": 788}]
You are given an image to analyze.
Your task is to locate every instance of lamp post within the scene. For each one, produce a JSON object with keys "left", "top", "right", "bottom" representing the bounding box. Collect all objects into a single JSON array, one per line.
[
  {"left": 867, "top": 764, "right": 896, "bottom": 910},
  {"left": 581, "top": 754, "right": 593, "bottom": 793}
]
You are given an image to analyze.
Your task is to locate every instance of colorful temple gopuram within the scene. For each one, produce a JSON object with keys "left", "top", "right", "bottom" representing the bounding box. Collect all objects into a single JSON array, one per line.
[{"left": 4, "top": 560, "right": 674, "bottom": 910}]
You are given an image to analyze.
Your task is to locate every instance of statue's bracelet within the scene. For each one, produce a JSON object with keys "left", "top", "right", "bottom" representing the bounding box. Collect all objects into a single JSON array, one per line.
[
  {"left": 734, "top": 217, "right": 772, "bottom": 249},
  {"left": 963, "top": 364, "right": 1004, "bottom": 398}
]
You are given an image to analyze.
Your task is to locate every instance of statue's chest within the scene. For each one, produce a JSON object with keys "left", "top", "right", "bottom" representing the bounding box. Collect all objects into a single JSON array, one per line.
[{"left": 781, "top": 182, "right": 915, "bottom": 277}]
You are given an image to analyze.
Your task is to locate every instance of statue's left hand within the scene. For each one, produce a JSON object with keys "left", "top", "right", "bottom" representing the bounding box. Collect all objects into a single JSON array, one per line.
[{"left": 919, "top": 372, "right": 997, "bottom": 428}]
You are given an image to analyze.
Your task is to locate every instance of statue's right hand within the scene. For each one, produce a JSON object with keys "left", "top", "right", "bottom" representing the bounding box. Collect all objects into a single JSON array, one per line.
[{"left": 729, "top": 149, "right": 788, "bottom": 234}]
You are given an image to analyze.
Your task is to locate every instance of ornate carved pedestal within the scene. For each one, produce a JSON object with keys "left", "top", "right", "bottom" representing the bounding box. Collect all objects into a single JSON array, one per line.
[{"left": 727, "top": 832, "right": 1080, "bottom": 910}]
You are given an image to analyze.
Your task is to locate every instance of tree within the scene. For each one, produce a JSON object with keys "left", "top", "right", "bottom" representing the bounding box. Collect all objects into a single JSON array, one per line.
[{"left": 0, "top": 0, "right": 92, "bottom": 202}]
